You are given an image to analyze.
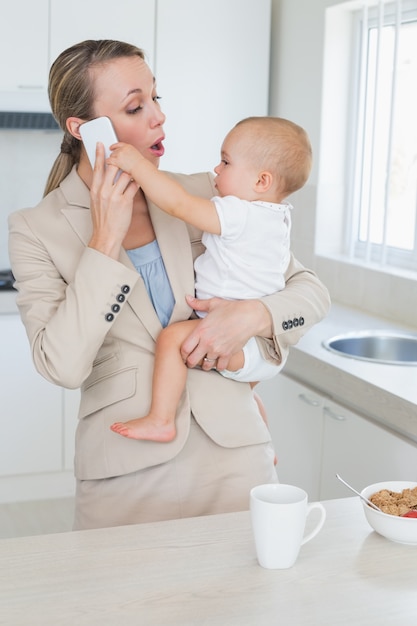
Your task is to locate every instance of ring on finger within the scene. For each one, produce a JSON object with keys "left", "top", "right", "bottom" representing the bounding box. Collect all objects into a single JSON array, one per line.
[{"left": 203, "top": 357, "right": 217, "bottom": 363}]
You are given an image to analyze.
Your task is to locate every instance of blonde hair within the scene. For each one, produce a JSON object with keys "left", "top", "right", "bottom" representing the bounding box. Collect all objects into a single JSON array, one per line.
[
  {"left": 234, "top": 117, "right": 312, "bottom": 195},
  {"left": 44, "top": 40, "right": 145, "bottom": 196}
]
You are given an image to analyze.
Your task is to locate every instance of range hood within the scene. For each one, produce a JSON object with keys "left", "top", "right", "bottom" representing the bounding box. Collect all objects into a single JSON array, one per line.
[{"left": 0, "top": 111, "right": 59, "bottom": 130}]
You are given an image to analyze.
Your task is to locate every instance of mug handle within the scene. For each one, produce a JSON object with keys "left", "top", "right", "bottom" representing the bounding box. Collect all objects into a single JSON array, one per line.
[{"left": 301, "top": 502, "right": 326, "bottom": 545}]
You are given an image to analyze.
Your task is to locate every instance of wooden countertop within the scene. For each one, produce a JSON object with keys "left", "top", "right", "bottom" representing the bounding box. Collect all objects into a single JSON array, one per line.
[{"left": 1, "top": 498, "right": 417, "bottom": 625}]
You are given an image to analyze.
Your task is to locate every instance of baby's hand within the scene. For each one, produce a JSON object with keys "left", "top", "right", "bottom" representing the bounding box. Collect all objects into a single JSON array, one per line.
[{"left": 107, "top": 142, "right": 142, "bottom": 176}]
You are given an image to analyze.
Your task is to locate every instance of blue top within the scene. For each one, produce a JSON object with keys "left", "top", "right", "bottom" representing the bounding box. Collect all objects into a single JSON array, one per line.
[{"left": 126, "top": 240, "right": 175, "bottom": 328}]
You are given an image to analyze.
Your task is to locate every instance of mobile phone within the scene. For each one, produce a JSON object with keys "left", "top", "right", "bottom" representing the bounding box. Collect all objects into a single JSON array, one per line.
[{"left": 79, "top": 116, "right": 119, "bottom": 169}]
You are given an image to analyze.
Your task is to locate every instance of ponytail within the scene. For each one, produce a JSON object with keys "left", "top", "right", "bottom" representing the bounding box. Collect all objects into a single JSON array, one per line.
[{"left": 44, "top": 133, "right": 81, "bottom": 196}]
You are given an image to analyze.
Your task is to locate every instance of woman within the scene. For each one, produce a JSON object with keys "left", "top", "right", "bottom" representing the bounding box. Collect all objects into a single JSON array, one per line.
[{"left": 8, "top": 40, "right": 330, "bottom": 530}]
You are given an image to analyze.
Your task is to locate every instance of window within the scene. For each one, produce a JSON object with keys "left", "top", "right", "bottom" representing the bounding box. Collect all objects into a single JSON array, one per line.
[{"left": 348, "top": 1, "right": 417, "bottom": 271}]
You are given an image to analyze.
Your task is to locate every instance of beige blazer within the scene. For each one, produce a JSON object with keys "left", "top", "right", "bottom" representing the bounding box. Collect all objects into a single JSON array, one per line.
[{"left": 8, "top": 167, "right": 330, "bottom": 480}]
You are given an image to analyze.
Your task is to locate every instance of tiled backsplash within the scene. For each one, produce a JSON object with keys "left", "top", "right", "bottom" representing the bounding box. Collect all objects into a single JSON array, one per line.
[{"left": 0, "top": 129, "right": 61, "bottom": 268}]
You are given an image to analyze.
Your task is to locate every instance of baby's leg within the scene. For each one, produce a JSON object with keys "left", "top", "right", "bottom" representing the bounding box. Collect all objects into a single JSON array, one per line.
[{"left": 111, "top": 319, "right": 200, "bottom": 442}]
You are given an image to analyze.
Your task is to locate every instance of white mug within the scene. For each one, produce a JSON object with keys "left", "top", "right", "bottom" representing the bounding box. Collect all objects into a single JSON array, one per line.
[{"left": 250, "top": 483, "right": 326, "bottom": 569}]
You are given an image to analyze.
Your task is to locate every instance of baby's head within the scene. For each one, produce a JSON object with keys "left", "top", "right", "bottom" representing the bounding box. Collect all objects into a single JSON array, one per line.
[{"left": 231, "top": 117, "right": 312, "bottom": 199}]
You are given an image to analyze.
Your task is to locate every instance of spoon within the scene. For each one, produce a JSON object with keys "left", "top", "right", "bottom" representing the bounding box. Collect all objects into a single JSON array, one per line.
[{"left": 335, "top": 474, "right": 382, "bottom": 512}]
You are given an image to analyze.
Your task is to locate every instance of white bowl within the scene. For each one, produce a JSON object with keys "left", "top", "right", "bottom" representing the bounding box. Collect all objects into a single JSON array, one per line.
[{"left": 361, "top": 481, "right": 417, "bottom": 545}]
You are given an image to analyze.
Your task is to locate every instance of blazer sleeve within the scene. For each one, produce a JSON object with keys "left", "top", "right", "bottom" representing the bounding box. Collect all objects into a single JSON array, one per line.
[
  {"left": 8, "top": 206, "right": 140, "bottom": 389},
  {"left": 259, "top": 252, "right": 331, "bottom": 364}
]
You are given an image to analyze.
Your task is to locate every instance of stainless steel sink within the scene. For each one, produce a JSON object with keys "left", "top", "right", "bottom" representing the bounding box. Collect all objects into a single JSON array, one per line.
[{"left": 322, "top": 330, "right": 417, "bottom": 365}]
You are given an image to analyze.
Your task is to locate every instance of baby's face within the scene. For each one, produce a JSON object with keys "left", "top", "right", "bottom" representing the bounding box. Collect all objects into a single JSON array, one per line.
[{"left": 213, "top": 127, "right": 259, "bottom": 200}]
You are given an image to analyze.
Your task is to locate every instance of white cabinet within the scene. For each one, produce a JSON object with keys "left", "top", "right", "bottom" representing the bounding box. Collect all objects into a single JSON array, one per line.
[
  {"left": 257, "top": 375, "right": 324, "bottom": 501},
  {"left": 0, "top": 0, "right": 156, "bottom": 112},
  {"left": 0, "top": 1, "right": 50, "bottom": 111},
  {"left": 320, "top": 400, "right": 417, "bottom": 500},
  {"left": 0, "top": 314, "right": 62, "bottom": 476},
  {"left": 0, "top": 313, "right": 79, "bottom": 502},
  {"left": 257, "top": 373, "right": 417, "bottom": 502}
]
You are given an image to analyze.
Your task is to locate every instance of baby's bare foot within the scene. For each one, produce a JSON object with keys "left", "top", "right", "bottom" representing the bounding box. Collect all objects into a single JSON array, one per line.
[{"left": 110, "top": 416, "right": 176, "bottom": 442}]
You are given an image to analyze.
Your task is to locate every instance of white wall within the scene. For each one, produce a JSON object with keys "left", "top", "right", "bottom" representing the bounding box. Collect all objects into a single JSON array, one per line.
[
  {"left": 0, "top": 130, "right": 61, "bottom": 269},
  {"left": 268, "top": 0, "right": 417, "bottom": 329}
]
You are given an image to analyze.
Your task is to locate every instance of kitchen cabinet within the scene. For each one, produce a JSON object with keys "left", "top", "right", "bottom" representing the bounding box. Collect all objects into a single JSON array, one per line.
[
  {"left": 0, "top": 315, "right": 62, "bottom": 477},
  {"left": 0, "top": 313, "right": 79, "bottom": 502},
  {"left": 319, "top": 400, "right": 417, "bottom": 499},
  {"left": 0, "top": 1, "right": 50, "bottom": 111},
  {"left": 257, "top": 373, "right": 417, "bottom": 501},
  {"left": 257, "top": 375, "right": 324, "bottom": 501},
  {"left": 0, "top": 0, "right": 155, "bottom": 112}
]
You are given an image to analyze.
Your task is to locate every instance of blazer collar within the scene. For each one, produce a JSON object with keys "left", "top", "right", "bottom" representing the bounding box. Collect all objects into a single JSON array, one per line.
[{"left": 59, "top": 167, "right": 195, "bottom": 337}]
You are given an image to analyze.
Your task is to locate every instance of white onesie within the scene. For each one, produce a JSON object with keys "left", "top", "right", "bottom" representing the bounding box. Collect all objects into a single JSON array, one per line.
[{"left": 194, "top": 195, "right": 292, "bottom": 382}]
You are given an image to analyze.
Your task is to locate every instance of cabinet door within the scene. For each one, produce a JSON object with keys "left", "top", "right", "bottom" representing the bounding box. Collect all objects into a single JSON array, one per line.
[
  {"left": 257, "top": 375, "right": 324, "bottom": 501},
  {"left": 0, "top": 315, "right": 62, "bottom": 476},
  {"left": 319, "top": 400, "right": 417, "bottom": 500},
  {"left": 0, "top": 1, "right": 50, "bottom": 110},
  {"left": 49, "top": 0, "right": 156, "bottom": 68},
  {"left": 155, "top": 0, "right": 271, "bottom": 173}
]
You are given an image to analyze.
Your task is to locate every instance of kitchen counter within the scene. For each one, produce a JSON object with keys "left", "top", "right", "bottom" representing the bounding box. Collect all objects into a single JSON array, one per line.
[
  {"left": 1, "top": 498, "right": 416, "bottom": 625},
  {"left": 285, "top": 303, "right": 417, "bottom": 443}
]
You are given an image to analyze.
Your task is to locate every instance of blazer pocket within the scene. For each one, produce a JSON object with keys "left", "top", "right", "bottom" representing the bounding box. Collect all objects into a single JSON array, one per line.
[{"left": 79, "top": 367, "right": 137, "bottom": 419}]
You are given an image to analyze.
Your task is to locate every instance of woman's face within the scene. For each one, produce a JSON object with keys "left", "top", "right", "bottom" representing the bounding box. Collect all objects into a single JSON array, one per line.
[{"left": 91, "top": 56, "right": 166, "bottom": 167}]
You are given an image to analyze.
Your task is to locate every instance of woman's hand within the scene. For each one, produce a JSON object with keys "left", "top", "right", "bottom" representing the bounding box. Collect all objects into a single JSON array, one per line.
[
  {"left": 88, "top": 142, "right": 139, "bottom": 259},
  {"left": 180, "top": 295, "right": 272, "bottom": 371}
]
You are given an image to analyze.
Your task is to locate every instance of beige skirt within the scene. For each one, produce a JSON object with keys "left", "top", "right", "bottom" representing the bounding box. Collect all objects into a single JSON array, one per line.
[{"left": 73, "top": 415, "right": 278, "bottom": 530}]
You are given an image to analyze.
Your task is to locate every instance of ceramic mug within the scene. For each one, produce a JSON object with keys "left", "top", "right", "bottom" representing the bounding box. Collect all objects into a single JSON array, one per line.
[{"left": 250, "top": 483, "right": 326, "bottom": 569}]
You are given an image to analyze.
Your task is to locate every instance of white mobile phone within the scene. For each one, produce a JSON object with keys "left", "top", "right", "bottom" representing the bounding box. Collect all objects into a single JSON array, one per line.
[{"left": 79, "top": 116, "right": 119, "bottom": 169}]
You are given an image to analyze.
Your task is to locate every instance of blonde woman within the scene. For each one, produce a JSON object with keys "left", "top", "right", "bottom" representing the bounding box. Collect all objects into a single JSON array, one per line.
[{"left": 8, "top": 40, "right": 330, "bottom": 530}]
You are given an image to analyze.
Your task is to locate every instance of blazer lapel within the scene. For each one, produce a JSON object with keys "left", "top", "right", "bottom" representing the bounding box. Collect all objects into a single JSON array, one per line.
[{"left": 59, "top": 169, "right": 196, "bottom": 340}]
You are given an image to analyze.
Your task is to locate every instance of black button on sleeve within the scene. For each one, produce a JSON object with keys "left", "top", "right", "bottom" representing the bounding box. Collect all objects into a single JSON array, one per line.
[
  {"left": 282, "top": 321, "right": 289, "bottom": 331},
  {"left": 111, "top": 304, "right": 121, "bottom": 313},
  {"left": 299, "top": 317, "right": 305, "bottom": 326},
  {"left": 121, "top": 284, "right": 130, "bottom": 294},
  {"left": 116, "top": 293, "right": 126, "bottom": 303},
  {"left": 105, "top": 313, "right": 114, "bottom": 322},
  {"left": 293, "top": 318, "right": 299, "bottom": 327}
]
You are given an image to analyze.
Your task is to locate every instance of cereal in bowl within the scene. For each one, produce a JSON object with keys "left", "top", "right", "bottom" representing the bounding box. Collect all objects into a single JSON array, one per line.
[{"left": 370, "top": 486, "right": 417, "bottom": 516}]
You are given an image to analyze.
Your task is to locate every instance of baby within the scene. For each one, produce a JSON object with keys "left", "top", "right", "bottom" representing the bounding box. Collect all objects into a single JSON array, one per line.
[{"left": 108, "top": 116, "right": 312, "bottom": 442}]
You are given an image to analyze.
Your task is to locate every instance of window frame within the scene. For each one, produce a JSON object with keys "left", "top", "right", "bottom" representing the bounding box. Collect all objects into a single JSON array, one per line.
[{"left": 347, "top": 1, "right": 417, "bottom": 272}]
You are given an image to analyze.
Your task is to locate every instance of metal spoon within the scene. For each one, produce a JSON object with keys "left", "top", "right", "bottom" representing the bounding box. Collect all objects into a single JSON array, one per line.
[{"left": 335, "top": 474, "right": 382, "bottom": 512}]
